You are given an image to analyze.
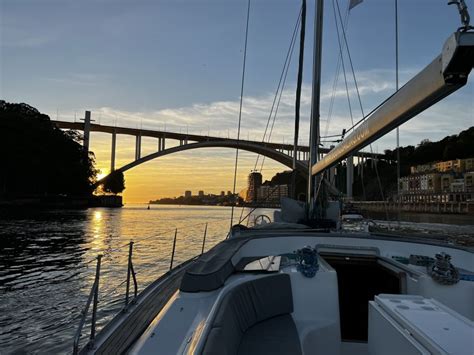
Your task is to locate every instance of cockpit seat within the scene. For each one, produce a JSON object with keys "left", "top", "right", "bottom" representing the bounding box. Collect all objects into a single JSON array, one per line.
[{"left": 201, "top": 273, "right": 302, "bottom": 355}]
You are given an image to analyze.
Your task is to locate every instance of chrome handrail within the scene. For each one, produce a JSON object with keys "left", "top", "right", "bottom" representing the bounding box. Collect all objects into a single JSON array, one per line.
[
  {"left": 73, "top": 254, "right": 102, "bottom": 355},
  {"left": 73, "top": 225, "right": 212, "bottom": 353}
]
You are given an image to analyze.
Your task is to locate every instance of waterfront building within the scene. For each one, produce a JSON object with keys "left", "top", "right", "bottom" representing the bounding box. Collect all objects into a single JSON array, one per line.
[
  {"left": 450, "top": 179, "right": 465, "bottom": 193},
  {"left": 410, "top": 157, "right": 474, "bottom": 174},
  {"left": 464, "top": 158, "right": 474, "bottom": 172},
  {"left": 184, "top": 190, "right": 192, "bottom": 198},
  {"left": 410, "top": 163, "right": 434, "bottom": 174},
  {"left": 256, "top": 184, "right": 288, "bottom": 204},
  {"left": 246, "top": 171, "right": 262, "bottom": 203},
  {"left": 465, "top": 172, "right": 474, "bottom": 192},
  {"left": 434, "top": 159, "right": 465, "bottom": 173},
  {"left": 441, "top": 174, "right": 454, "bottom": 192},
  {"left": 198, "top": 190, "right": 204, "bottom": 197}
]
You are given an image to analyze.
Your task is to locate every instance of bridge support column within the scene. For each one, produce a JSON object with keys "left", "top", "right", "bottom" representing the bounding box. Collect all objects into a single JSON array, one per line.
[
  {"left": 158, "top": 138, "right": 162, "bottom": 152},
  {"left": 111, "top": 131, "right": 116, "bottom": 172},
  {"left": 82, "top": 111, "right": 91, "bottom": 155},
  {"left": 135, "top": 135, "right": 141, "bottom": 160},
  {"left": 346, "top": 155, "right": 354, "bottom": 199}
]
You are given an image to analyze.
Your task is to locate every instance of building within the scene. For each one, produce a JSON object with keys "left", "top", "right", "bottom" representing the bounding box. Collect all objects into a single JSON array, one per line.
[
  {"left": 184, "top": 190, "right": 192, "bottom": 198},
  {"left": 464, "top": 158, "right": 474, "bottom": 172},
  {"left": 198, "top": 190, "right": 204, "bottom": 197},
  {"left": 246, "top": 171, "right": 262, "bottom": 203},
  {"left": 420, "top": 173, "right": 441, "bottom": 193},
  {"left": 434, "top": 159, "right": 465, "bottom": 173},
  {"left": 410, "top": 163, "right": 434, "bottom": 174},
  {"left": 399, "top": 173, "right": 441, "bottom": 195},
  {"left": 465, "top": 172, "right": 474, "bottom": 192},
  {"left": 410, "top": 157, "right": 474, "bottom": 174},
  {"left": 256, "top": 184, "right": 289, "bottom": 204},
  {"left": 441, "top": 174, "right": 454, "bottom": 192},
  {"left": 220, "top": 191, "right": 225, "bottom": 197},
  {"left": 450, "top": 179, "right": 465, "bottom": 193}
]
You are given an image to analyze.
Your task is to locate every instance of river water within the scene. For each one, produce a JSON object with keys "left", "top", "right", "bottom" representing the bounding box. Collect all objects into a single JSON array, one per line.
[
  {"left": 0, "top": 205, "right": 273, "bottom": 354},
  {"left": 1, "top": 204, "right": 473, "bottom": 354}
]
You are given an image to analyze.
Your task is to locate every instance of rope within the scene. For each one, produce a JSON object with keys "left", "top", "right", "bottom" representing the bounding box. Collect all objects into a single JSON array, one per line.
[{"left": 230, "top": 0, "right": 251, "bottom": 230}]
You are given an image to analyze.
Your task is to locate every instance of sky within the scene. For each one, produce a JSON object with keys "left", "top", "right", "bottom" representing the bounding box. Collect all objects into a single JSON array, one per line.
[{"left": 1, "top": 0, "right": 473, "bottom": 203}]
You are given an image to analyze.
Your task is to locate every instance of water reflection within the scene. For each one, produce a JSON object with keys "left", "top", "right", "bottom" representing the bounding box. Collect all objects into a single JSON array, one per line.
[{"left": 0, "top": 205, "right": 247, "bottom": 354}]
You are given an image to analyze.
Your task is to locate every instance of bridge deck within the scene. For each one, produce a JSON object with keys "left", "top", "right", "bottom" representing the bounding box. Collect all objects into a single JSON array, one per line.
[{"left": 52, "top": 120, "right": 385, "bottom": 158}]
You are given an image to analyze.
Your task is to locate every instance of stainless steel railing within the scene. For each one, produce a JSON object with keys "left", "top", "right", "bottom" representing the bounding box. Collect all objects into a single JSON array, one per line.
[
  {"left": 72, "top": 224, "right": 210, "bottom": 354},
  {"left": 73, "top": 255, "right": 102, "bottom": 355}
]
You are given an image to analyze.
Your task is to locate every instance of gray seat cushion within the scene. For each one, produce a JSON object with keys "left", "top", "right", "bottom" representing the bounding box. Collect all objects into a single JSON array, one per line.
[
  {"left": 238, "top": 314, "right": 302, "bottom": 355},
  {"left": 202, "top": 274, "right": 300, "bottom": 355},
  {"left": 180, "top": 236, "right": 252, "bottom": 292}
]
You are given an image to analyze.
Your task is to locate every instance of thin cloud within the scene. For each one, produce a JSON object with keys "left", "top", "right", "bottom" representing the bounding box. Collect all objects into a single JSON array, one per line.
[{"left": 56, "top": 68, "right": 472, "bottom": 157}]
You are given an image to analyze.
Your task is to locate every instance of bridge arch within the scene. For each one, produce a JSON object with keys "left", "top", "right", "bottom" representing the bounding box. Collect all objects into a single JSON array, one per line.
[{"left": 97, "top": 140, "right": 308, "bottom": 185}]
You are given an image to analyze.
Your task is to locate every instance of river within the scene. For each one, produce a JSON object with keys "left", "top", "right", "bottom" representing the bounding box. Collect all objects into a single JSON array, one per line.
[
  {"left": 1, "top": 204, "right": 473, "bottom": 354},
  {"left": 0, "top": 205, "right": 273, "bottom": 354}
]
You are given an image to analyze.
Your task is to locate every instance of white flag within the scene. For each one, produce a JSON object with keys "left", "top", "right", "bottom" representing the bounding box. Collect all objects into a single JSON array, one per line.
[{"left": 349, "top": 0, "right": 363, "bottom": 10}]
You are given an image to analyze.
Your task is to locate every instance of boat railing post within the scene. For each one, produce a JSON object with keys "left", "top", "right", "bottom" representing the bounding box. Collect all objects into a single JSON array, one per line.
[
  {"left": 72, "top": 254, "right": 102, "bottom": 355},
  {"left": 201, "top": 223, "right": 208, "bottom": 255},
  {"left": 125, "top": 241, "right": 134, "bottom": 306},
  {"left": 170, "top": 229, "right": 178, "bottom": 270},
  {"left": 90, "top": 254, "right": 102, "bottom": 344}
]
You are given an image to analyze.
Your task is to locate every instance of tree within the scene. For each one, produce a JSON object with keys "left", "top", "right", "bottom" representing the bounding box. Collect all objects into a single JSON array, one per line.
[
  {"left": 0, "top": 101, "right": 98, "bottom": 197},
  {"left": 102, "top": 171, "right": 125, "bottom": 194}
]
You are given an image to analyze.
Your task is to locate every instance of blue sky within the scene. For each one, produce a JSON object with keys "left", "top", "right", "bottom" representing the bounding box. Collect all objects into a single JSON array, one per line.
[{"left": 1, "top": 0, "right": 473, "bottom": 201}]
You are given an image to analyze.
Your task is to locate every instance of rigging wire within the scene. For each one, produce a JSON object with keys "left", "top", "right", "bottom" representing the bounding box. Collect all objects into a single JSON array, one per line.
[
  {"left": 332, "top": 0, "right": 354, "bottom": 128},
  {"left": 238, "top": 6, "right": 302, "bottom": 225},
  {"left": 334, "top": 0, "right": 390, "bottom": 223},
  {"left": 395, "top": 0, "right": 402, "bottom": 225},
  {"left": 229, "top": 0, "right": 251, "bottom": 230},
  {"left": 253, "top": 7, "right": 302, "bottom": 171},
  {"left": 259, "top": 17, "right": 300, "bottom": 173},
  {"left": 324, "top": 2, "right": 350, "bottom": 139}
]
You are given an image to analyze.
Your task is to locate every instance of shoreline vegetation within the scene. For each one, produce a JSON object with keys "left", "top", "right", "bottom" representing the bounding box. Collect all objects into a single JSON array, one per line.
[{"left": 0, "top": 101, "right": 124, "bottom": 208}]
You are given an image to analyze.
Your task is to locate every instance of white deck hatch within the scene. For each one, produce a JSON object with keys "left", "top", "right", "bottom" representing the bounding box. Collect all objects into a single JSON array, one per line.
[{"left": 369, "top": 294, "right": 474, "bottom": 355}]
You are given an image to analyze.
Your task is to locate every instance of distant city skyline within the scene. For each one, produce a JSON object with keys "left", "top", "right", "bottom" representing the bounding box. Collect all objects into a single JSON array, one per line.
[{"left": 2, "top": 0, "right": 473, "bottom": 202}]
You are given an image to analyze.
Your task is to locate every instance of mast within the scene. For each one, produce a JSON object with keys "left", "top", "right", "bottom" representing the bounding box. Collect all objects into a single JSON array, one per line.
[
  {"left": 292, "top": 0, "right": 306, "bottom": 199},
  {"left": 307, "top": 0, "right": 324, "bottom": 218}
]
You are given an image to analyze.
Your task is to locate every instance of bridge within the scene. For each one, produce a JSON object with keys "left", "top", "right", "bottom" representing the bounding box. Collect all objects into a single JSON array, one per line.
[{"left": 52, "top": 113, "right": 385, "bottom": 196}]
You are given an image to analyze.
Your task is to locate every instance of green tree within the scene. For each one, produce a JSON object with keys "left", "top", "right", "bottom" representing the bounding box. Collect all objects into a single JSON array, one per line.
[{"left": 102, "top": 171, "right": 125, "bottom": 194}]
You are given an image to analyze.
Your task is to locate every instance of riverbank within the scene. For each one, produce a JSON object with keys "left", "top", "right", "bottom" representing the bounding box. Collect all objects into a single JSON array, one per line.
[
  {"left": 352, "top": 201, "right": 474, "bottom": 215},
  {"left": 360, "top": 209, "right": 474, "bottom": 226}
]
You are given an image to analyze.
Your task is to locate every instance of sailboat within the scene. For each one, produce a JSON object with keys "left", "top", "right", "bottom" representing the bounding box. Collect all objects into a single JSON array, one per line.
[{"left": 74, "top": 1, "right": 474, "bottom": 354}]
